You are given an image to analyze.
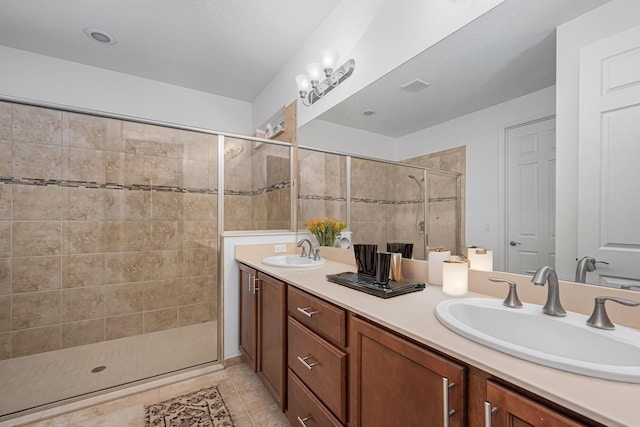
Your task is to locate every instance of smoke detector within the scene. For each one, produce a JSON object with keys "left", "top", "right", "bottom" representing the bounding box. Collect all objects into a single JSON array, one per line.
[{"left": 400, "top": 78, "right": 430, "bottom": 93}]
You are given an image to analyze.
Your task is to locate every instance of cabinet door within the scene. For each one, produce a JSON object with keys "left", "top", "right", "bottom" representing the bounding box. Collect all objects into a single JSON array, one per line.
[
  {"left": 257, "top": 272, "right": 287, "bottom": 411},
  {"left": 349, "top": 314, "right": 466, "bottom": 427},
  {"left": 485, "top": 381, "right": 587, "bottom": 427},
  {"left": 239, "top": 263, "right": 257, "bottom": 371}
]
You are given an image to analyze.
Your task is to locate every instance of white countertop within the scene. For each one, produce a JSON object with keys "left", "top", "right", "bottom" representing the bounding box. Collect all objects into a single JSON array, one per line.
[{"left": 235, "top": 245, "right": 640, "bottom": 427}]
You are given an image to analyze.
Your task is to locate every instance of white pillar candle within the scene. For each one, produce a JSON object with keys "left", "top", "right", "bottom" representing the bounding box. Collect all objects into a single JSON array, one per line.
[
  {"left": 428, "top": 249, "right": 451, "bottom": 285},
  {"left": 468, "top": 248, "right": 493, "bottom": 271},
  {"left": 442, "top": 260, "right": 469, "bottom": 296}
]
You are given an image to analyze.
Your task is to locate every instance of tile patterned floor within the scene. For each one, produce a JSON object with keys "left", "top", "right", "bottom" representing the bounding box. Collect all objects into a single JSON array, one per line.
[{"left": 1, "top": 362, "right": 291, "bottom": 427}]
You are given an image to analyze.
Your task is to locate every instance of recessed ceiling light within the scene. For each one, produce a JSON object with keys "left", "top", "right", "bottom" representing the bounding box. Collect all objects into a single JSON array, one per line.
[
  {"left": 83, "top": 27, "right": 117, "bottom": 45},
  {"left": 362, "top": 110, "right": 376, "bottom": 116}
]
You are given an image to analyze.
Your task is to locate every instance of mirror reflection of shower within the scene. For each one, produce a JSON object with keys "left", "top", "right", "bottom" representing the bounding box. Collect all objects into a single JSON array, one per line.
[{"left": 408, "top": 174, "right": 425, "bottom": 232}]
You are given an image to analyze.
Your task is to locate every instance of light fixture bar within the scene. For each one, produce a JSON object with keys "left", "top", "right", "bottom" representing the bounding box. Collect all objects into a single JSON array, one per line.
[{"left": 296, "top": 55, "right": 355, "bottom": 106}]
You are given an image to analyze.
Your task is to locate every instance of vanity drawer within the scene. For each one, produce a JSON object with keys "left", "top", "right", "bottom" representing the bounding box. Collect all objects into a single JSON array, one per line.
[
  {"left": 288, "top": 286, "right": 346, "bottom": 347},
  {"left": 288, "top": 317, "right": 348, "bottom": 423},
  {"left": 287, "top": 369, "right": 343, "bottom": 427}
]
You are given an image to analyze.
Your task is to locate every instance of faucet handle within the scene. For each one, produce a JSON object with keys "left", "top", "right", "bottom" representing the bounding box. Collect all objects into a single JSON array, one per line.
[
  {"left": 313, "top": 248, "right": 321, "bottom": 261},
  {"left": 586, "top": 296, "right": 640, "bottom": 330},
  {"left": 489, "top": 277, "right": 523, "bottom": 309}
]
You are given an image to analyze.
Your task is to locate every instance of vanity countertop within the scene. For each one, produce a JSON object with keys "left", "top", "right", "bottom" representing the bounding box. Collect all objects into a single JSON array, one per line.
[{"left": 235, "top": 245, "right": 640, "bottom": 427}]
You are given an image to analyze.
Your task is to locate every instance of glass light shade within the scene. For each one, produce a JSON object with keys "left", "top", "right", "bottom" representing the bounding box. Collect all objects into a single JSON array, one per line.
[
  {"left": 306, "top": 62, "right": 323, "bottom": 82},
  {"left": 442, "top": 260, "right": 469, "bottom": 296},
  {"left": 468, "top": 249, "right": 493, "bottom": 271},
  {"left": 295, "top": 74, "right": 311, "bottom": 93},
  {"left": 320, "top": 49, "right": 339, "bottom": 71}
]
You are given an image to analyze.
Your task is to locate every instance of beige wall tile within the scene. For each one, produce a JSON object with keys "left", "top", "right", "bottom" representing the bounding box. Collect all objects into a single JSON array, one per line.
[
  {"left": 63, "top": 147, "right": 106, "bottom": 183},
  {"left": 105, "top": 189, "right": 147, "bottom": 221},
  {"left": 182, "top": 248, "right": 212, "bottom": 277},
  {"left": 143, "top": 279, "right": 178, "bottom": 311},
  {"left": 105, "top": 252, "right": 145, "bottom": 284},
  {"left": 105, "top": 282, "right": 143, "bottom": 316},
  {"left": 62, "top": 287, "right": 106, "bottom": 322},
  {"left": 0, "top": 140, "right": 11, "bottom": 177},
  {"left": 0, "top": 295, "right": 10, "bottom": 332},
  {"left": 0, "top": 222, "right": 10, "bottom": 258},
  {"left": 62, "top": 254, "right": 105, "bottom": 288},
  {"left": 179, "top": 276, "right": 209, "bottom": 306},
  {"left": 105, "top": 221, "right": 148, "bottom": 252},
  {"left": 63, "top": 112, "right": 123, "bottom": 151},
  {"left": 0, "top": 185, "right": 8, "bottom": 222},
  {"left": 144, "top": 250, "right": 181, "bottom": 281},
  {"left": 12, "top": 256, "right": 61, "bottom": 293},
  {"left": 148, "top": 192, "right": 179, "bottom": 220},
  {"left": 106, "top": 313, "right": 142, "bottom": 340},
  {"left": 0, "top": 101, "right": 11, "bottom": 140},
  {"left": 144, "top": 156, "right": 179, "bottom": 187},
  {"left": 182, "top": 221, "right": 215, "bottom": 249},
  {"left": 183, "top": 193, "right": 213, "bottom": 221},
  {"left": 13, "top": 142, "right": 62, "bottom": 180},
  {"left": 63, "top": 187, "right": 105, "bottom": 221},
  {"left": 183, "top": 160, "right": 209, "bottom": 189},
  {"left": 178, "top": 303, "right": 209, "bottom": 327},
  {"left": 12, "top": 325, "right": 60, "bottom": 357},
  {"left": 124, "top": 123, "right": 180, "bottom": 157},
  {"left": 12, "top": 184, "right": 62, "bottom": 220},
  {"left": 105, "top": 152, "right": 145, "bottom": 186},
  {"left": 62, "top": 221, "right": 105, "bottom": 254},
  {"left": 0, "top": 258, "right": 10, "bottom": 295},
  {"left": 62, "top": 319, "right": 105, "bottom": 349},
  {"left": 224, "top": 195, "right": 252, "bottom": 230},
  {"left": 146, "top": 221, "right": 178, "bottom": 250},
  {"left": 179, "top": 129, "right": 210, "bottom": 160},
  {"left": 12, "top": 104, "right": 62, "bottom": 145},
  {"left": 12, "top": 291, "right": 61, "bottom": 329},
  {"left": 12, "top": 222, "right": 61, "bottom": 257},
  {"left": 143, "top": 308, "right": 177, "bottom": 333},
  {"left": 0, "top": 332, "right": 9, "bottom": 360}
]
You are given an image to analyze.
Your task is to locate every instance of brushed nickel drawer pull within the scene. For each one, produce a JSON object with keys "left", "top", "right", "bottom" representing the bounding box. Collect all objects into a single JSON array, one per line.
[
  {"left": 484, "top": 401, "right": 498, "bottom": 427},
  {"left": 443, "top": 377, "right": 457, "bottom": 427},
  {"left": 297, "top": 416, "right": 312, "bottom": 427},
  {"left": 297, "top": 307, "right": 319, "bottom": 317},
  {"left": 297, "top": 355, "right": 319, "bottom": 370}
]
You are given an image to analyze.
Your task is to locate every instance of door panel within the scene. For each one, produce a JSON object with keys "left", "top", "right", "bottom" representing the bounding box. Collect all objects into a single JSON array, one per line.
[
  {"left": 578, "top": 25, "right": 640, "bottom": 285},
  {"left": 506, "top": 117, "right": 556, "bottom": 274}
]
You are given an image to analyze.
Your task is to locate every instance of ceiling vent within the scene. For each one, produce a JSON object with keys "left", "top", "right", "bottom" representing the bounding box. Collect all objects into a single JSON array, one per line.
[{"left": 400, "top": 78, "right": 430, "bottom": 93}]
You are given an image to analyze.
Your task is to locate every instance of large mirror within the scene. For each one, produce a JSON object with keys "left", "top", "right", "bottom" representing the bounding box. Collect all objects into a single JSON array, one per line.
[{"left": 298, "top": 0, "right": 640, "bottom": 288}]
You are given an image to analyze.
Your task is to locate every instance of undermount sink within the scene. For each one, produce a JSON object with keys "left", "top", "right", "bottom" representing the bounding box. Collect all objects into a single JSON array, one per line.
[
  {"left": 262, "top": 255, "right": 326, "bottom": 268},
  {"left": 435, "top": 297, "right": 640, "bottom": 383}
]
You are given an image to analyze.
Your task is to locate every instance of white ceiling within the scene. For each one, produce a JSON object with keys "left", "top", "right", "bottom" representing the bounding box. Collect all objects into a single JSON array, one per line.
[
  {"left": 317, "top": 0, "right": 610, "bottom": 138},
  {"left": 0, "top": 0, "right": 341, "bottom": 102}
]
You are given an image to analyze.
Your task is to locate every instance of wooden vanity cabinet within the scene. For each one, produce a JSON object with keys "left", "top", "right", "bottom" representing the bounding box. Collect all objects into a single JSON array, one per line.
[
  {"left": 286, "top": 286, "right": 348, "bottom": 426},
  {"left": 238, "top": 264, "right": 286, "bottom": 410},
  {"left": 349, "top": 314, "right": 467, "bottom": 427},
  {"left": 484, "top": 381, "right": 589, "bottom": 427}
]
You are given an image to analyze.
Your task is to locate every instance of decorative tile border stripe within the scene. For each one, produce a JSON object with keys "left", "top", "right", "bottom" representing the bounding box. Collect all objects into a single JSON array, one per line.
[
  {"left": 0, "top": 176, "right": 218, "bottom": 194},
  {"left": 0, "top": 176, "right": 292, "bottom": 197},
  {"left": 299, "top": 194, "right": 347, "bottom": 202},
  {"left": 300, "top": 195, "right": 456, "bottom": 205}
]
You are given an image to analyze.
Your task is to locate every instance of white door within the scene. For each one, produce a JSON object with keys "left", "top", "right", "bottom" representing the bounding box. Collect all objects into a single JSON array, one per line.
[
  {"left": 506, "top": 117, "right": 556, "bottom": 275},
  {"left": 578, "top": 25, "right": 640, "bottom": 288}
]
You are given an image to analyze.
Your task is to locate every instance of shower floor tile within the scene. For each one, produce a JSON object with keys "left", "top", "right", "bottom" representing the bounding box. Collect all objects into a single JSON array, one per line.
[{"left": 0, "top": 321, "right": 218, "bottom": 417}]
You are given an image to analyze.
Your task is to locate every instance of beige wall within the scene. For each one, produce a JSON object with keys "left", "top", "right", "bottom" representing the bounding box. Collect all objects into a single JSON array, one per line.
[{"left": 0, "top": 101, "right": 218, "bottom": 360}]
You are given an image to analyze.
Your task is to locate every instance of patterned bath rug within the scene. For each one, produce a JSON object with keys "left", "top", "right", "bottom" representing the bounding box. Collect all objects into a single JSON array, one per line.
[{"left": 145, "top": 385, "right": 234, "bottom": 427}]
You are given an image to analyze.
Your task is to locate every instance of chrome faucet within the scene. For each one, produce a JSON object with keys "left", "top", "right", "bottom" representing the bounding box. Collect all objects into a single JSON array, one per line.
[
  {"left": 531, "top": 266, "right": 566, "bottom": 317},
  {"left": 575, "top": 256, "right": 609, "bottom": 283},
  {"left": 297, "top": 238, "right": 314, "bottom": 258}
]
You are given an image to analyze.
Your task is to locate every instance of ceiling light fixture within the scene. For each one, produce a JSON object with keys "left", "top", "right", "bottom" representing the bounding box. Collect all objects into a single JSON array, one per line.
[
  {"left": 295, "top": 49, "right": 355, "bottom": 106},
  {"left": 83, "top": 27, "right": 117, "bottom": 45}
]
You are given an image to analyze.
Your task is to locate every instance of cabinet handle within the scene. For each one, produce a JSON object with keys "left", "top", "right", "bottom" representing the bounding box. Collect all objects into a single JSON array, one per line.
[
  {"left": 296, "top": 307, "right": 319, "bottom": 317},
  {"left": 253, "top": 277, "right": 261, "bottom": 294},
  {"left": 249, "top": 274, "right": 254, "bottom": 292},
  {"left": 442, "top": 378, "right": 456, "bottom": 427},
  {"left": 297, "top": 416, "right": 312, "bottom": 427},
  {"left": 297, "top": 355, "right": 319, "bottom": 370},
  {"left": 484, "top": 401, "right": 498, "bottom": 427}
]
